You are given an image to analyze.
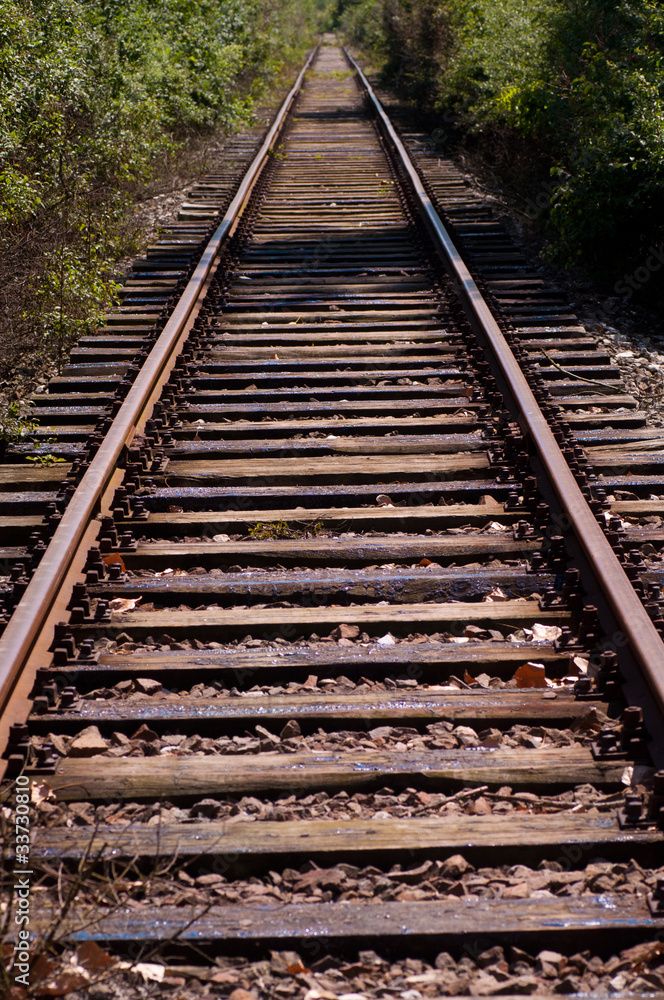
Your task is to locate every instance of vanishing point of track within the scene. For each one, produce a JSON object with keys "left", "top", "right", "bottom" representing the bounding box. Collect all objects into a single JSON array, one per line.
[{"left": 3, "top": 38, "right": 664, "bottom": 989}]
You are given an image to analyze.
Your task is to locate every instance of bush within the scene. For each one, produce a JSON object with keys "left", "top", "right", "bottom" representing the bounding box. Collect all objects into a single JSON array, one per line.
[
  {"left": 339, "top": 0, "right": 664, "bottom": 295},
  {"left": 0, "top": 0, "right": 322, "bottom": 370}
]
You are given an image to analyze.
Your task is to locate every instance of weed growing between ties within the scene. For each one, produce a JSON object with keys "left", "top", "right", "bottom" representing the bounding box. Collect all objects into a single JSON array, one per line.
[
  {"left": 0, "top": 787, "right": 216, "bottom": 996},
  {"left": 248, "top": 520, "right": 325, "bottom": 540}
]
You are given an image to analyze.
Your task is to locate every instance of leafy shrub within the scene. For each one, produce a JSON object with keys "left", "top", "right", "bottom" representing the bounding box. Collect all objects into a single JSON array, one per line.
[
  {"left": 0, "top": 0, "right": 322, "bottom": 369},
  {"left": 339, "top": 0, "right": 664, "bottom": 295}
]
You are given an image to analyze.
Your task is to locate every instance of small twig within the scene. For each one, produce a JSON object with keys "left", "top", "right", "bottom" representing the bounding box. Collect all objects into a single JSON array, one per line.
[
  {"left": 40, "top": 820, "right": 106, "bottom": 952},
  {"left": 443, "top": 784, "right": 489, "bottom": 803},
  {"left": 139, "top": 898, "right": 217, "bottom": 965},
  {"left": 540, "top": 349, "right": 630, "bottom": 395},
  {"left": 57, "top": 860, "right": 66, "bottom": 913}
]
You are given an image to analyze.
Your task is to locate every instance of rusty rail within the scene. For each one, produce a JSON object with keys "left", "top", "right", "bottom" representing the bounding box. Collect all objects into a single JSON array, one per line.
[
  {"left": 0, "top": 46, "right": 317, "bottom": 726},
  {"left": 346, "top": 48, "right": 664, "bottom": 732}
]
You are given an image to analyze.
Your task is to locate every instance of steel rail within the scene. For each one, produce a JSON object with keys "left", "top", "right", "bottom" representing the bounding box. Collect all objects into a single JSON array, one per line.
[
  {"left": 346, "top": 48, "right": 664, "bottom": 722},
  {"left": 0, "top": 47, "right": 317, "bottom": 723}
]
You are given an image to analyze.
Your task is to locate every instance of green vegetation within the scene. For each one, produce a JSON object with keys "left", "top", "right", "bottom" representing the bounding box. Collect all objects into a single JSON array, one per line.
[
  {"left": 0, "top": 401, "right": 37, "bottom": 452},
  {"left": 0, "top": 0, "right": 322, "bottom": 372},
  {"left": 337, "top": 0, "right": 664, "bottom": 297},
  {"left": 248, "top": 519, "right": 324, "bottom": 539}
]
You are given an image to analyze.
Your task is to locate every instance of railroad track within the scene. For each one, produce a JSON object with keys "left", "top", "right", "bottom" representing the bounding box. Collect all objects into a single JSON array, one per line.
[{"left": 2, "top": 37, "right": 664, "bottom": 998}]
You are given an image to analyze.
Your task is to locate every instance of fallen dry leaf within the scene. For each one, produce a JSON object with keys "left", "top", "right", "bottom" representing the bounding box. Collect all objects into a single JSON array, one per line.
[
  {"left": 513, "top": 661, "right": 548, "bottom": 689},
  {"left": 76, "top": 941, "right": 116, "bottom": 972},
  {"left": 29, "top": 955, "right": 58, "bottom": 984},
  {"left": 621, "top": 765, "right": 634, "bottom": 785},
  {"left": 531, "top": 623, "right": 562, "bottom": 642},
  {"left": 108, "top": 596, "right": 142, "bottom": 613},
  {"left": 213, "top": 533, "right": 231, "bottom": 542},
  {"left": 31, "top": 780, "right": 55, "bottom": 806},
  {"left": 375, "top": 494, "right": 394, "bottom": 507},
  {"left": 131, "top": 963, "right": 165, "bottom": 983},
  {"left": 102, "top": 552, "right": 126, "bottom": 572},
  {"left": 570, "top": 655, "right": 589, "bottom": 675},
  {"left": 484, "top": 586, "right": 509, "bottom": 602},
  {"left": 285, "top": 960, "right": 309, "bottom": 974}
]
